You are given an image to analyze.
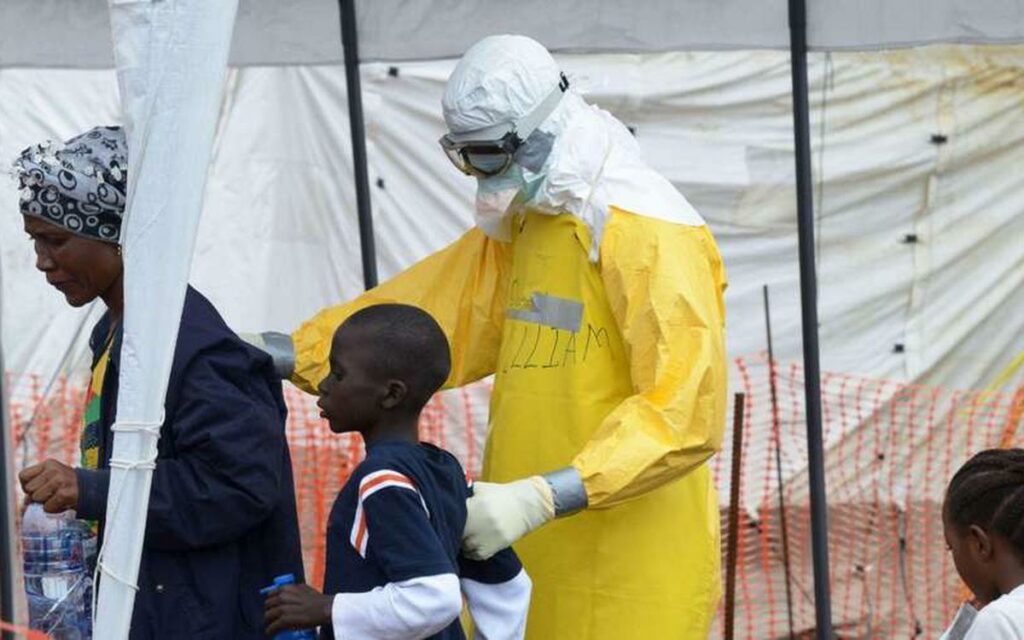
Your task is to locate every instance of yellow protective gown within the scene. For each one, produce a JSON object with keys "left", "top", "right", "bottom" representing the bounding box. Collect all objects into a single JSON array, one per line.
[{"left": 292, "top": 206, "right": 727, "bottom": 638}]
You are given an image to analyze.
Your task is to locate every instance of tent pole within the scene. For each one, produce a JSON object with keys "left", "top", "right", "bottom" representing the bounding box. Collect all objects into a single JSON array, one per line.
[
  {"left": 724, "top": 393, "right": 746, "bottom": 640},
  {"left": 764, "top": 285, "right": 797, "bottom": 640},
  {"left": 339, "top": 0, "right": 379, "bottom": 290},
  {"left": 0, "top": 274, "right": 14, "bottom": 638},
  {"left": 0, "top": 269, "right": 15, "bottom": 640},
  {"left": 787, "top": 0, "right": 834, "bottom": 637},
  {"left": 0, "top": 378, "right": 14, "bottom": 638}
]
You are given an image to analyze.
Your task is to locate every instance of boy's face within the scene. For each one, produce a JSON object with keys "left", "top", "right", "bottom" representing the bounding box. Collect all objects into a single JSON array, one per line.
[{"left": 317, "top": 325, "right": 386, "bottom": 435}]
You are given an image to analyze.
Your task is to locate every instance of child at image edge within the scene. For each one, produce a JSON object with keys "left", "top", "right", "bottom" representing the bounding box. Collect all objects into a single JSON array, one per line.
[
  {"left": 940, "top": 448, "right": 1024, "bottom": 639},
  {"left": 265, "top": 304, "right": 531, "bottom": 639}
]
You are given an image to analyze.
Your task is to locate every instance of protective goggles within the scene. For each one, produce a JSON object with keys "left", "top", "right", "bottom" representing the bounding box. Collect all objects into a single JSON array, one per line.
[{"left": 439, "top": 73, "right": 569, "bottom": 178}]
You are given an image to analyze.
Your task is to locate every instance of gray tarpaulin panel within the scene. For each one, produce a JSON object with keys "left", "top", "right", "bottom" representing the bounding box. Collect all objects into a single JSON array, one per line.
[{"left": 3, "top": 0, "right": 1022, "bottom": 68}]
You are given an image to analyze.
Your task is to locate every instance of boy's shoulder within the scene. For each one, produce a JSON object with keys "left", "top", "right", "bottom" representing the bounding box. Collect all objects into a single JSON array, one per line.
[
  {"left": 356, "top": 441, "right": 424, "bottom": 475},
  {"left": 418, "top": 441, "right": 467, "bottom": 473},
  {"left": 359, "top": 441, "right": 464, "bottom": 474},
  {"left": 346, "top": 444, "right": 418, "bottom": 496},
  {"left": 352, "top": 442, "right": 468, "bottom": 499}
]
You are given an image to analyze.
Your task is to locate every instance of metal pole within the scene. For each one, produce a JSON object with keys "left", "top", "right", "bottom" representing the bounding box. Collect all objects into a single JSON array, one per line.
[
  {"left": 339, "top": 0, "right": 379, "bottom": 289},
  {"left": 763, "top": 285, "right": 796, "bottom": 640},
  {"left": 0, "top": 270, "right": 15, "bottom": 640},
  {"left": 787, "top": 0, "right": 834, "bottom": 637},
  {"left": 724, "top": 393, "right": 746, "bottom": 640}
]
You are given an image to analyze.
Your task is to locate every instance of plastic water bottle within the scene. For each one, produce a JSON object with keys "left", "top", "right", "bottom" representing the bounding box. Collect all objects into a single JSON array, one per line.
[
  {"left": 260, "top": 573, "right": 317, "bottom": 640},
  {"left": 22, "top": 504, "right": 92, "bottom": 639}
]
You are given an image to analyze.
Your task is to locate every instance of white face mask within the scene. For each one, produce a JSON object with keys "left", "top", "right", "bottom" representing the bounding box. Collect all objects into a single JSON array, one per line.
[{"left": 474, "top": 165, "right": 526, "bottom": 240}]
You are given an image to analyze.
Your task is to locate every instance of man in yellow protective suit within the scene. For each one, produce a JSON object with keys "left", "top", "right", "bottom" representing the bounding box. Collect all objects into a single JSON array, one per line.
[{"left": 262, "top": 34, "right": 728, "bottom": 639}]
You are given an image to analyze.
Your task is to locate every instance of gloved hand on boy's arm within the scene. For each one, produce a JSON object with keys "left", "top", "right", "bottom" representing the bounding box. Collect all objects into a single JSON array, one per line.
[
  {"left": 463, "top": 467, "right": 587, "bottom": 560},
  {"left": 264, "top": 583, "right": 333, "bottom": 636}
]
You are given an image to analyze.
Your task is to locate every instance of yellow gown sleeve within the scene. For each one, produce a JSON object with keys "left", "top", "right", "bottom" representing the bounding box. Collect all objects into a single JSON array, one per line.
[
  {"left": 290, "top": 227, "right": 512, "bottom": 394},
  {"left": 572, "top": 207, "right": 729, "bottom": 507}
]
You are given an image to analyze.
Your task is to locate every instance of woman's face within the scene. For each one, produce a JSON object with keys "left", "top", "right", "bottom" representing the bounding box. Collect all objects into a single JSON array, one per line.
[
  {"left": 943, "top": 505, "right": 1000, "bottom": 605},
  {"left": 23, "top": 215, "right": 122, "bottom": 308}
]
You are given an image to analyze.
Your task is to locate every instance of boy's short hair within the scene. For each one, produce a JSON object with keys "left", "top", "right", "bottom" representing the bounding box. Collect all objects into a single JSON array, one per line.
[{"left": 340, "top": 304, "right": 452, "bottom": 411}]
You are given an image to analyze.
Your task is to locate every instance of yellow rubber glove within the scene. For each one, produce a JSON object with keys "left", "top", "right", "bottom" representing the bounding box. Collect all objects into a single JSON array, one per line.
[{"left": 463, "top": 476, "right": 555, "bottom": 560}]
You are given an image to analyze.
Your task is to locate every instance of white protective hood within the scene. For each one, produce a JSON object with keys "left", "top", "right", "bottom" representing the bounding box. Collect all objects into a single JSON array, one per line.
[{"left": 441, "top": 34, "right": 705, "bottom": 253}]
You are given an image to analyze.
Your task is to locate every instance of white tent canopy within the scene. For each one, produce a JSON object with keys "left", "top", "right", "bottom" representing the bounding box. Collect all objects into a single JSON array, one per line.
[{"left": 3, "top": 0, "right": 1024, "bottom": 69}]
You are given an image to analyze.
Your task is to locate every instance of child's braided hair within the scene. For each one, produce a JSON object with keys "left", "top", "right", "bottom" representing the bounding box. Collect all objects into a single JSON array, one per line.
[{"left": 945, "top": 448, "right": 1024, "bottom": 558}]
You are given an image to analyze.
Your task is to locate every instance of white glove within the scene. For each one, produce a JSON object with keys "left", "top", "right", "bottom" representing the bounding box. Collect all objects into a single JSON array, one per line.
[{"left": 463, "top": 477, "right": 555, "bottom": 560}]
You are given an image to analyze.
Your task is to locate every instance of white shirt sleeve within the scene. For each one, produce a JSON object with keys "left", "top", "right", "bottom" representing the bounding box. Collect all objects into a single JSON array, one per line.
[
  {"left": 964, "top": 603, "right": 1024, "bottom": 640},
  {"left": 331, "top": 573, "right": 462, "bottom": 640},
  {"left": 461, "top": 569, "right": 532, "bottom": 640}
]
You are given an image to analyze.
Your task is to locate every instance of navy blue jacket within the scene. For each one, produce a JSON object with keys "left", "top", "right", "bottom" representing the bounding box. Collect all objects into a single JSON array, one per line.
[{"left": 76, "top": 286, "right": 304, "bottom": 639}]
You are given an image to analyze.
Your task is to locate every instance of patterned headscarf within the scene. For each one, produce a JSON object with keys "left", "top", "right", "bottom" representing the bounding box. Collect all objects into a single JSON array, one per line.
[{"left": 12, "top": 126, "right": 127, "bottom": 244}]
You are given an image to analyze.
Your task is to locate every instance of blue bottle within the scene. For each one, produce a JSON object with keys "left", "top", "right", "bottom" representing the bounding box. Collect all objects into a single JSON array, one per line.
[
  {"left": 261, "top": 573, "right": 317, "bottom": 640},
  {"left": 22, "top": 504, "right": 92, "bottom": 639}
]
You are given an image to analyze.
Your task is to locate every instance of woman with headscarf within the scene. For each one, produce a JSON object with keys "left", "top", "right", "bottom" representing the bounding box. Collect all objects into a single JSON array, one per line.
[{"left": 14, "top": 126, "right": 304, "bottom": 639}]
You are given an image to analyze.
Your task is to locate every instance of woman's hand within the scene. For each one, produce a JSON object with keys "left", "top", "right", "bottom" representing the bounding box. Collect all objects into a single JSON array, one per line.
[{"left": 19, "top": 459, "right": 79, "bottom": 513}]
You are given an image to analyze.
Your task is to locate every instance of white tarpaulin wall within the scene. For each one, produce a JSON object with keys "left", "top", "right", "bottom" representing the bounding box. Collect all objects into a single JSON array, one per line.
[{"left": 2, "top": 45, "right": 1024, "bottom": 512}]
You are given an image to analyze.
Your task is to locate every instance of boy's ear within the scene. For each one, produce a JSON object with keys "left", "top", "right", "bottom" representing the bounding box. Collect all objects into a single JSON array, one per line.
[
  {"left": 968, "top": 524, "right": 994, "bottom": 561},
  {"left": 380, "top": 379, "right": 408, "bottom": 410}
]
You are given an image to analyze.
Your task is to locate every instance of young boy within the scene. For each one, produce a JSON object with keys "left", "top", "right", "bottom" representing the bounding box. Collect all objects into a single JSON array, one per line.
[{"left": 265, "top": 304, "right": 531, "bottom": 639}]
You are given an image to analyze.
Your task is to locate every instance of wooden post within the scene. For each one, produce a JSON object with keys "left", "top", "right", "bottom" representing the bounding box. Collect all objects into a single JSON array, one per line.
[{"left": 725, "top": 392, "right": 746, "bottom": 640}]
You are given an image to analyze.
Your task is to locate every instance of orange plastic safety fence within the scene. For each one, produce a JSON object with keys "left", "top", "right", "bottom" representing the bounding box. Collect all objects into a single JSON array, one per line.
[
  {"left": 4, "top": 372, "right": 490, "bottom": 598},
  {"left": 709, "top": 353, "right": 1021, "bottom": 638},
  {"left": 5, "top": 357, "right": 1022, "bottom": 639}
]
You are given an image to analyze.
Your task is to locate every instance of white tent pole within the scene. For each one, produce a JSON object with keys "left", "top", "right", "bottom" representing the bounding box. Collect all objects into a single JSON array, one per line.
[{"left": 92, "top": 2, "right": 238, "bottom": 638}]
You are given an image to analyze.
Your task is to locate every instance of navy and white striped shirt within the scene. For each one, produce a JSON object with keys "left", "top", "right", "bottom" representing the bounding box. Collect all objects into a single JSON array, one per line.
[{"left": 322, "top": 440, "right": 523, "bottom": 640}]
